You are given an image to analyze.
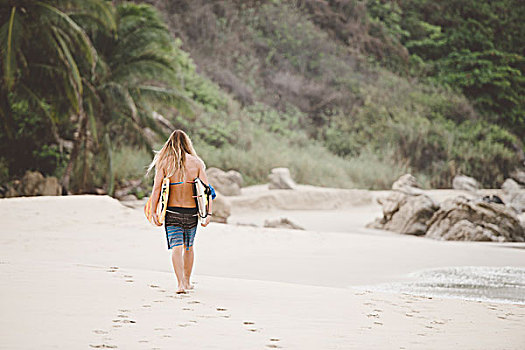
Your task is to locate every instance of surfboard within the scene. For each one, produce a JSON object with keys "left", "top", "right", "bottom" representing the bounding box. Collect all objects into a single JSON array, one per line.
[
  {"left": 192, "top": 177, "right": 209, "bottom": 220},
  {"left": 144, "top": 177, "right": 170, "bottom": 226}
]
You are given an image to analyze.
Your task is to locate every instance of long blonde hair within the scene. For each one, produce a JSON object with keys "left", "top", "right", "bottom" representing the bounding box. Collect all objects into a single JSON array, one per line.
[{"left": 146, "top": 130, "right": 203, "bottom": 180}]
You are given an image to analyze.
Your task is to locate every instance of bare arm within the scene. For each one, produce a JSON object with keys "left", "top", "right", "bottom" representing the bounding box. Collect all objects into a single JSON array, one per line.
[{"left": 150, "top": 167, "right": 164, "bottom": 225}]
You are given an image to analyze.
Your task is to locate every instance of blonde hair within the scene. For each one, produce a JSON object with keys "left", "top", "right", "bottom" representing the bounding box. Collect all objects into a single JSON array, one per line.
[{"left": 146, "top": 130, "right": 203, "bottom": 180}]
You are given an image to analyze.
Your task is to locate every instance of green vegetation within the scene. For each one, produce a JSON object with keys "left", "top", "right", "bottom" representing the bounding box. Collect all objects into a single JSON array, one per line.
[{"left": 0, "top": 0, "right": 523, "bottom": 193}]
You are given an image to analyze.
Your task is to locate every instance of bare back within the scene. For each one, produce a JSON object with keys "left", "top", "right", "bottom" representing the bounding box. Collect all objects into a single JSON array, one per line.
[{"left": 166, "top": 154, "right": 203, "bottom": 208}]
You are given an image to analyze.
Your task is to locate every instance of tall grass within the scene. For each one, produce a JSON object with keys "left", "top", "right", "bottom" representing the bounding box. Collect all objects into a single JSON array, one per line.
[{"left": 196, "top": 127, "right": 413, "bottom": 189}]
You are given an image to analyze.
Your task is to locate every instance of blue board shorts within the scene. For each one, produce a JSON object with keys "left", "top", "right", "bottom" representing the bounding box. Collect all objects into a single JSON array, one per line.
[{"left": 164, "top": 206, "right": 198, "bottom": 250}]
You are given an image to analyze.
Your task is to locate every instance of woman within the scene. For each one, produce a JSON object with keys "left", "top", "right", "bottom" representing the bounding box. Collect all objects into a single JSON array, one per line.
[{"left": 146, "top": 130, "right": 212, "bottom": 294}]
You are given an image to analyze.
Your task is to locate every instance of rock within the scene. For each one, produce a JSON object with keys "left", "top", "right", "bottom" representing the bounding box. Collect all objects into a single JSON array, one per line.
[
  {"left": 519, "top": 213, "right": 525, "bottom": 230},
  {"left": 94, "top": 188, "right": 107, "bottom": 195},
  {"left": 264, "top": 217, "right": 305, "bottom": 230},
  {"left": 510, "top": 169, "right": 525, "bottom": 186},
  {"left": 16, "top": 171, "right": 61, "bottom": 196},
  {"left": 367, "top": 192, "right": 438, "bottom": 235},
  {"left": 268, "top": 167, "right": 296, "bottom": 190},
  {"left": 5, "top": 186, "right": 19, "bottom": 198},
  {"left": 452, "top": 175, "right": 480, "bottom": 192},
  {"left": 501, "top": 178, "right": 525, "bottom": 213},
  {"left": 119, "top": 194, "right": 138, "bottom": 201},
  {"left": 38, "top": 177, "right": 61, "bottom": 196},
  {"left": 392, "top": 174, "right": 423, "bottom": 195},
  {"left": 502, "top": 178, "right": 521, "bottom": 193},
  {"left": 425, "top": 196, "right": 524, "bottom": 242},
  {"left": 210, "top": 193, "right": 231, "bottom": 223},
  {"left": 21, "top": 171, "right": 45, "bottom": 196},
  {"left": 207, "top": 167, "right": 242, "bottom": 196}
]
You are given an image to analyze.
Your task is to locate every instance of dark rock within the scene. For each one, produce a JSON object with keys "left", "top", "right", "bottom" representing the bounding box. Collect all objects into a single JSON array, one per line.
[
  {"left": 367, "top": 192, "right": 438, "bottom": 235},
  {"left": 425, "top": 196, "right": 524, "bottom": 242}
]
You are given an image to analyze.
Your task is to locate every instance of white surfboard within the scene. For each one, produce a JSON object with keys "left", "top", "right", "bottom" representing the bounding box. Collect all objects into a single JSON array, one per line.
[{"left": 193, "top": 177, "right": 209, "bottom": 220}]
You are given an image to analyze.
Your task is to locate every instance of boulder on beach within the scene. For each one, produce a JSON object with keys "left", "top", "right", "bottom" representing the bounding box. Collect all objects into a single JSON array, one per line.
[
  {"left": 2, "top": 171, "right": 62, "bottom": 197},
  {"left": 268, "top": 167, "right": 296, "bottom": 190},
  {"left": 367, "top": 192, "right": 438, "bottom": 235},
  {"left": 210, "top": 193, "right": 231, "bottom": 224},
  {"left": 452, "top": 175, "right": 480, "bottom": 192},
  {"left": 207, "top": 167, "right": 243, "bottom": 196},
  {"left": 425, "top": 196, "right": 525, "bottom": 242},
  {"left": 501, "top": 178, "right": 525, "bottom": 213},
  {"left": 511, "top": 169, "right": 525, "bottom": 186},
  {"left": 392, "top": 173, "right": 423, "bottom": 195},
  {"left": 264, "top": 217, "right": 305, "bottom": 230}
]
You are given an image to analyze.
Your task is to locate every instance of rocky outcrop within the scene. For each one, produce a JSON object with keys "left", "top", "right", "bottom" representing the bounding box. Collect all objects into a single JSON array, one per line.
[
  {"left": 510, "top": 169, "right": 525, "bottom": 186},
  {"left": 268, "top": 168, "right": 296, "bottom": 190},
  {"left": 210, "top": 193, "right": 231, "bottom": 223},
  {"left": 501, "top": 178, "right": 525, "bottom": 213},
  {"left": 207, "top": 167, "right": 243, "bottom": 196},
  {"left": 367, "top": 192, "right": 438, "bottom": 235},
  {"left": 425, "top": 196, "right": 524, "bottom": 242},
  {"left": 452, "top": 175, "right": 480, "bottom": 192},
  {"left": 1, "top": 171, "right": 62, "bottom": 197},
  {"left": 391, "top": 174, "right": 423, "bottom": 195},
  {"left": 264, "top": 217, "right": 305, "bottom": 230}
]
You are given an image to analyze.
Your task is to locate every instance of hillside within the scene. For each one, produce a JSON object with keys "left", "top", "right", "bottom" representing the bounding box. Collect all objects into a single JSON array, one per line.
[
  {"left": 147, "top": 0, "right": 523, "bottom": 188},
  {"left": 0, "top": 0, "right": 523, "bottom": 193}
]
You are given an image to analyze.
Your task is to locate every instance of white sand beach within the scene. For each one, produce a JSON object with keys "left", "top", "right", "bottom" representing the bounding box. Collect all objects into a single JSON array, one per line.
[{"left": 1, "top": 189, "right": 524, "bottom": 349}]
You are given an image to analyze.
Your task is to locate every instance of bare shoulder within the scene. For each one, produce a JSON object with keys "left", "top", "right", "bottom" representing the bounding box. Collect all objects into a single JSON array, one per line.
[{"left": 186, "top": 154, "right": 205, "bottom": 170}]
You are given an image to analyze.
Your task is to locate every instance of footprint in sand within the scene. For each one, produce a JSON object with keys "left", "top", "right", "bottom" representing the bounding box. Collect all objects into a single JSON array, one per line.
[
  {"left": 142, "top": 305, "right": 151, "bottom": 308},
  {"left": 366, "top": 313, "right": 380, "bottom": 318},
  {"left": 92, "top": 330, "right": 108, "bottom": 335},
  {"left": 182, "top": 308, "right": 193, "bottom": 311},
  {"left": 265, "top": 345, "right": 281, "bottom": 349},
  {"left": 216, "top": 307, "right": 227, "bottom": 311},
  {"left": 125, "top": 279, "right": 134, "bottom": 283},
  {"left": 188, "top": 300, "right": 200, "bottom": 304},
  {"left": 243, "top": 321, "right": 255, "bottom": 325},
  {"left": 89, "top": 344, "right": 117, "bottom": 349},
  {"left": 373, "top": 321, "right": 383, "bottom": 326},
  {"left": 149, "top": 284, "right": 159, "bottom": 288},
  {"left": 123, "top": 275, "right": 133, "bottom": 278}
]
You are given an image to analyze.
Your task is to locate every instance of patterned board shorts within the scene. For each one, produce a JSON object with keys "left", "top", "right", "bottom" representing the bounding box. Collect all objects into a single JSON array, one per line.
[{"left": 164, "top": 207, "right": 198, "bottom": 250}]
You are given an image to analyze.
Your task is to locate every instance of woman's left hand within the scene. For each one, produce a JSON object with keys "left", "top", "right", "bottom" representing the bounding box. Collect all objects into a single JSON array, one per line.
[{"left": 201, "top": 216, "right": 211, "bottom": 227}]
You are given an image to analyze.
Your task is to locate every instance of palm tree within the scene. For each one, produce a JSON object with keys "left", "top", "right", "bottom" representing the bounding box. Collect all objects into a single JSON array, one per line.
[
  {"left": 1, "top": 1, "right": 191, "bottom": 192},
  {"left": 77, "top": 3, "right": 193, "bottom": 193},
  {"left": 0, "top": 0, "right": 115, "bottom": 188}
]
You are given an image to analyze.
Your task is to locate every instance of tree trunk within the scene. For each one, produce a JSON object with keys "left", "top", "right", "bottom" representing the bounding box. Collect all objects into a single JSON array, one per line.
[{"left": 61, "top": 111, "right": 87, "bottom": 192}]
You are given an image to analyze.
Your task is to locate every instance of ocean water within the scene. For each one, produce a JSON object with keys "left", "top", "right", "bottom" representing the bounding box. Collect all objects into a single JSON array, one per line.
[{"left": 357, "top": 266, "right": 525, "bottom": 305}]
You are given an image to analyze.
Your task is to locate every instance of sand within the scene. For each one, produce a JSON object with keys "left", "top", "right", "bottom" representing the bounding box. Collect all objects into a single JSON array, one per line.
[{"left": 1, "top": 191, "right": 524, "bottom": 349}]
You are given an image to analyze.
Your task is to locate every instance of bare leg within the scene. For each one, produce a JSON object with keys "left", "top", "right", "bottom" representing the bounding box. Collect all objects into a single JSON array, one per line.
[
  {"left": 171, "top": 245, "right": 185, "bottom": 293},
  {"left": 183, "top": 246, "right": 194, "bottom": 289}
]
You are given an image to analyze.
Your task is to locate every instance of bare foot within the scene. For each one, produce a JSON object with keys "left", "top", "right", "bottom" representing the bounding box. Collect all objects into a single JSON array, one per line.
[
  {"left": 176, "top": 285, "right": 186, "bottom": 294},
  {"left": 183, "top": 281, "right": 194, "bottom": 290}
]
